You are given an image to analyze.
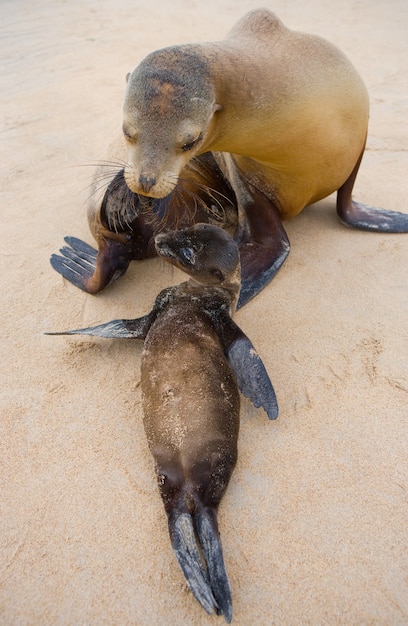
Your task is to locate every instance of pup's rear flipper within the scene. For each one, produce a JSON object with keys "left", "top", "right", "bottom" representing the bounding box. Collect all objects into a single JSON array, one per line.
[
  {"left": 196, "top": 509, "right": 233, "bottom": 623},
  {"left": 168, "top": 511, "right": 232, "bottom": 622}
]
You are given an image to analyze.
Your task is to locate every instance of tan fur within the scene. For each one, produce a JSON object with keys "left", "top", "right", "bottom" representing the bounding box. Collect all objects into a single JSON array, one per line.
[{"left": 123, "top": 9, "right": 369, "bottom": 218}]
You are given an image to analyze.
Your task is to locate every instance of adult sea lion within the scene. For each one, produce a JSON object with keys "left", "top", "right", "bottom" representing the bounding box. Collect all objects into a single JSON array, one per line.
[
  {"left": 122, "top": 8, "right": 408, "bottom": 300},
  {"left": 48, "top": 224, "right": 278, "bottom": 621},
  {"left": 51, "top": 8, "right": 408, "bottom": 307}
]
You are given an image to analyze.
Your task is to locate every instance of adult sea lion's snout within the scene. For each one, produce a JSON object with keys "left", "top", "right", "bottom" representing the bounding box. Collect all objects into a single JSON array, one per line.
[
  {"left": 124, "top": 161, "right": 178, "bottom": 198},
  {"left": 138, "top": 173, "right": 157, "bottom": 194}
]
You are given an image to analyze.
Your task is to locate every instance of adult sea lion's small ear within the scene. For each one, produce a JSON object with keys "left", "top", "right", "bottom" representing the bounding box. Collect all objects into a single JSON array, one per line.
[{"left": 213, "top": 103, "right": 223, "bottom": 112}]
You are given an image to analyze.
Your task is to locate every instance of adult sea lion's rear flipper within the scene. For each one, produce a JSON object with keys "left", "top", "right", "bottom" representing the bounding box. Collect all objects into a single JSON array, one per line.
[
  {"left": 338, "top": 199, "right": 408, "bottom": 232},
  {"left": 337, "top": 148, "right": 408, "bottom": 232},
  {"left": 45, "top": 314, "right": 153, "bottom": 339},
  {"left": 215, "top": 312, "right": 278, "bottom": 419},
  {"left": 50, "top": 235, "right": 132, "bottom": 294}
]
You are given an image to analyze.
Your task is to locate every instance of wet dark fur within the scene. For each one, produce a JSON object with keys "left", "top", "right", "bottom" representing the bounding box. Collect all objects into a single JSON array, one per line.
[
  {"left": 48, "top": 223, "right": 279, "bottom": 621},
  {"left": 51, "top": 152, "right": 238, "bottom": 294}
]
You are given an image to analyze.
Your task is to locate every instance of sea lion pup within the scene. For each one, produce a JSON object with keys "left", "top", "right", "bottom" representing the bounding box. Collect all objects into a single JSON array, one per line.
[
  {"left": 119, "top": 7, "right": 408, "bottom": 306},
  {"left": 50, "top": 148, "right": 237, "bottom": 295},
  {"left": 48, "top": 224, "right": 278, "bottom": 621}
]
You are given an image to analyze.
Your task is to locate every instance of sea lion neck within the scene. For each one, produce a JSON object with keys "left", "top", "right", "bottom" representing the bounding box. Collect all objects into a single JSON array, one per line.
[{"left": 173, "top": 279, "right": 239, "bottom": 313}]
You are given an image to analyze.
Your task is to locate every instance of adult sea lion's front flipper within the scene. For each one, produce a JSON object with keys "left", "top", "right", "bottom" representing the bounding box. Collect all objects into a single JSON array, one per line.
[
  {"left": 215, "top": 312, "right": 279, "bottom": 420},
  {"left": 51, "top": 235, "right": 132, "bottom": 294},
  {"left": 45, "top": 314, "right": 154, "bottom": 340},
  {"left": 233, "top": 177, "right": 290, "bottom": 308},
  {"left": 337, "top": 147, "right": 408, "bottom": 232}
]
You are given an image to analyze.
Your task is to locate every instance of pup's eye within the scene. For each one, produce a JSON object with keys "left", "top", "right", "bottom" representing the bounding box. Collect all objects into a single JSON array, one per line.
[
  {"left": 179, "top": 247, "right": 196, "bottom": 265},
  {"left": 181, "top": 134, "right": 202, "bottom": 152}
]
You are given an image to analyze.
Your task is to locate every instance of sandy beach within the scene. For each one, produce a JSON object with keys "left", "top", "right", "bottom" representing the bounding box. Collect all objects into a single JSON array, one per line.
[{"left": 1, "top": 1, "right": 407, "bottom": 623}]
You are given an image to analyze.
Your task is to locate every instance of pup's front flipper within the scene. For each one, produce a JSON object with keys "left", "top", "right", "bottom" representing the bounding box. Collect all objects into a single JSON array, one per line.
[
  {"left": 50, "top": 235, "right": 132, "bottom": 294},
  {"left": 45, "top": 314, "right": 154, "bottom": 340},
  {"left": 227, "top": 334, "right": 279, "bottom": 420},
  {"left": 215, "top": 312, "right": 279, "bottom": 420}
]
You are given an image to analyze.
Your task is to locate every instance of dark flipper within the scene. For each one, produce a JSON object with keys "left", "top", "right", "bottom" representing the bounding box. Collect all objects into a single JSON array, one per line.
[
  {"left": 213, "top": 311, "right": 278, "bottom": 419},
  {"left": 195, "top": 510, "right": 233, "bottom": 623},
  {"left": 227, "top": 335, "right": 278, "bottom": 420},
  {"left": 45, "top": 315, "right": 153, "bottom": 339},
  {"left": 337, "top": 145, "right": 408, "bottom": 232},
  {"left": 63, "top": 236, "right": 98, "bottom": 258},
  {"left": 50, "top": 236, "right": 97, "bottom": 290},
  {"left": 237, "top": 237, "right": 290, "bottom": 308},
  {"left": 46, "top": 286, "right": 175, "bottom": 338},
  {"left": 338, "top": 200, "right": 408, "bottom": 232},
  {"left": 50, "top": 235, "right": 132, "bottom": 294},
  {"left": 234, "top": 181, "right": 290, "bottom": 308},
  {"left": 169, "top": 512, "right": 219, "bottom": 617},
  {"left": 168, "top": 510, "right": 232, "bottom": 622}
]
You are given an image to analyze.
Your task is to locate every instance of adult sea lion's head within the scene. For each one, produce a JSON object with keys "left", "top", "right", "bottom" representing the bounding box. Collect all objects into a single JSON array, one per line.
[{"left": 123, "top": 46, "right": 222, "bottom": 199}]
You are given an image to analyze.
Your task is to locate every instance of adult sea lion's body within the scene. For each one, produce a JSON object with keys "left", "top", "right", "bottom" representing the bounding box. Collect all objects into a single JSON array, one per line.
[
  {"left": 123, "top": 9, "right": 368, "bottom": 208},
  {"left": 48, "top": 224, "right": 278, "bottom": 621},
  {"left": 51, "top": 9, "right": 408, "bottom": 306}
]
